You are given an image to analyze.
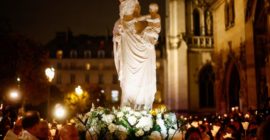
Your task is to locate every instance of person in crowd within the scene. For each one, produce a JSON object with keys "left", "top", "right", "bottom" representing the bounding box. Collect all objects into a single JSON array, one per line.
[
  {"left": 257, "top": 118, "right": 270, "bottom": 140},
  {"left": 199, "top": 125, "right": 210, "bottom": 140},
  {"left": 3, "top": 117, "right": 22, "bottom": 140},
  {"left": 19, "top": 111, "right": 40, "bottom": 140},
  {"left": 37, "top": 119, "right": 50, "bottom": 140},
  {"left": 59, "top": 124, "right": 79, "bottom": 140},
  {"left": 185, "top": 127, "right": 202, "bottom": 140},
  {"left": 0, "top": 110, "right": 12, "bottom": 139}
]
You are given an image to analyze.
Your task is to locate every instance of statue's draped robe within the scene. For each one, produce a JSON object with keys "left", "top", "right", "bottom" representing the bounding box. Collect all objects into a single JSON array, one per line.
[{"left": 113, "top": 0, "right": 157, "bottom": 109}]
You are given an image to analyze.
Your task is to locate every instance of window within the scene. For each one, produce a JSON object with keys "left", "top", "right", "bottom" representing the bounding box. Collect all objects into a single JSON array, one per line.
[
  {"left": 225, "top": 0, "right": 235, "bottom": 29},
  {"left": 85, "top": 74, "right": 90, "bottom": 83},
  {"left": 156, "top": 61, "right": 161, "bottom": 69},
  {"left": 193, "top": 9, "right": 200, "bottom": 36},
  {"left": 57, "top": 62, "right": 62, "bottom": 69},
  {"left": 99, "top": 63, "right": 104, "bottom": 70},
  {"left": 111, "top": 90, "right": 119, "bottom": 102},
  {"left": 98, "top": 74, "right": 104, "bottom": 84},
  {"left": 56, "top": 50, "right": 63, "bottom": 59},
  {"left": 70, "top": 74, "right": 76, "bottom": 84},
  {"left": 84, "top": 50, "right": 92, "bottom": 58},
  {"left": 85, "top": 63, "right": 91, "bottom": 70},
  {"left": 97, "top": 50, "right": 105, "bottom": 58},
  {"left": 112, "top": 74, "right": 118, "bottom": 84},
  {"left": 70, "top": 50, "right": 78, "bottom": 58},
  {"left": 56, "top": 74, "right": 62, "bottom": 85}
]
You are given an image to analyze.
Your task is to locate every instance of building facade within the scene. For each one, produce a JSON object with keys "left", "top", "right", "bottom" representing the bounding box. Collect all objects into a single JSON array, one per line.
[
  {"left": 165, "top": 0, "right": 215, "bottom": 112},
  {"left": 165, "top": 0, "right": 270, "bottom": 113},
  {"left": 46, "top": 31, "right": 165, "bottom": 106}
]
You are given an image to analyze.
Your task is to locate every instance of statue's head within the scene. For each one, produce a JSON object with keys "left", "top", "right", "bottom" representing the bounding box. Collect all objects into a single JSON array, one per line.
[{"left": 149, "top": 3, "right": 159, "bottom": 14}]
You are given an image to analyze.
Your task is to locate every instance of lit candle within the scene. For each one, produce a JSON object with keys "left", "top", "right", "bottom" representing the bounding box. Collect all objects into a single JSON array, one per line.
[
  {"left": 244, "top": 114, "right": 250, "bottom": 119},
  {"left": 241, "top": 122, "right": 249, "bottom": 131},
  {"left": 50, "top": 129, "right": 56, "bottom": 136}
]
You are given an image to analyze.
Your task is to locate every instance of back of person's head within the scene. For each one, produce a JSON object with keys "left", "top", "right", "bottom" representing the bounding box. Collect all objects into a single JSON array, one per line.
[
  {"left": 257, "top": 119, "right": 270, "bottom": 140},
  {"left": 37, "top": 119, "right": 50, "bottom": 140},
  {"left": 185, "top": 127, "right": 202, "bottom": 140},
  {"left": 59, "top": 124, "right": 79, "bottom": 140},
  {"left": 13, "top": 117, "right": 22, "bottom": 135},
  {"left": 22, "top": 111, "right": 40, "bottom": 130}
]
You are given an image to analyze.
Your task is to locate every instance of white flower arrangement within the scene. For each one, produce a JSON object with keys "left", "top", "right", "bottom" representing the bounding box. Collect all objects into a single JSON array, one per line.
[{"left": 74, "top": 105, "right": 181, "bottom": 140}]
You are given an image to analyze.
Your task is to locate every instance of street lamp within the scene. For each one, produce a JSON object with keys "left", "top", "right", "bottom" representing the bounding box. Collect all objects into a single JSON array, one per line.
[
  {"left": 53, "top": 103, "right": 66, "bottom": 120},
  {"left": 45, "top": 67, "right": 55, "bottom": 82},
  {"left": 9, "top": 90, "right": 20, "bottom": 102},
  {"left": 45, "top": 67, "right": 55, "bottom": 121},
  {"left": 75, "top": 85, "right": 83, "bottom": 96}
]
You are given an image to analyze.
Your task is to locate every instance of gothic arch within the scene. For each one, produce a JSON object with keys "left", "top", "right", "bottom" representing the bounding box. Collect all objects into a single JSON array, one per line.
[
  {"left": 223, "top": 56, "right": 246, "bottom": 112},
  {"left": 198, "top": 63, "right": 215, "bottom": 108}
]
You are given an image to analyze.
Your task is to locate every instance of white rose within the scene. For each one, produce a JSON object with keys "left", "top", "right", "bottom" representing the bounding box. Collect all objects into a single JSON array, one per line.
[
  {"left": 134, "top": 111, "right": 141, "bottom": 117},
  {"left": 117, "top": 125, "right": 127, "bottom": 133},
  {"left": 135, "top": 129, "right": 144, "bottom": 137},
  {"left": 117, "top": 112, "right": 124, "bottom": 118},
  {"left": 102, "top": 114, "right": 115, "bottom": 124},
  {"left": 136, "top": 116, "right": 153, "bottom": 131},
  {"left": 108, "top": 123, "right": 117, "bottom": 133},
  {"left": 148, "top": 131, "right": 162, "bottom": 140},
  {"left": 156, "top": 118, "right": 167, "bottom": 138},
  {"left": 127, "top": 115, "right": 137, "bottom": 126}
]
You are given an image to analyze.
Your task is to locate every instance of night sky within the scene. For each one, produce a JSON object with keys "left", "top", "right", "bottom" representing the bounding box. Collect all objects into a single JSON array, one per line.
[{"left": 0, "top": 0, "right": 165, "bottom": 44}]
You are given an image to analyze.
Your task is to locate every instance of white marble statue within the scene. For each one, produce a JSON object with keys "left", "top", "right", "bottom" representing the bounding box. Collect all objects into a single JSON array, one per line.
[{"left": 113, "top": 0, "right": 161, "bottom": 110}]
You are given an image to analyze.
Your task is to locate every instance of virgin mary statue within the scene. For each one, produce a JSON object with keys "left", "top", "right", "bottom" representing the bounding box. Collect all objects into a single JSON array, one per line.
[{"left": 113, "top": 0, "right": 160, "bottom": 110}]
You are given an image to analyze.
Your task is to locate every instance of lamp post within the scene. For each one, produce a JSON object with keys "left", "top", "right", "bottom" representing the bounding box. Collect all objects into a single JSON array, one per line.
[
  {"left": 75, "top": 85, "right": 83, "bottom": 97},
  {"left": 45, "top": 67, "right": 55, "bottom": 121},
  {"left": 9, "top": 90, "right": 20, "bottom": 101}
]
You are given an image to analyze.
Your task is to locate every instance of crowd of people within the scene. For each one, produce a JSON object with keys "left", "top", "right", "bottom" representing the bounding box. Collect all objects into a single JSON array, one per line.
[
  {"left": 0, "top": 107, "right": 269, "bottom": 140},
  {"left": 180, "top": 108, "right": 270, "bottom": 140},
  {"left": 0, "top": 110, "right": 80, "bottom": 140}
]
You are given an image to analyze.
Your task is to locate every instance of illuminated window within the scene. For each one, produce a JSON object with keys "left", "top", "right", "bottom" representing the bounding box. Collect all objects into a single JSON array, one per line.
[
  {"left": 86, "top": 63, "right": 91, "bottom": 70},
  {"left": 156, "top": 62, "right": 161, "bottom": 69},
  {"left": 111, "top": 90, "right": 119, "bottom": 102},
  {"left": 56, "top": 50, "right": 63, "bottom": 59}
]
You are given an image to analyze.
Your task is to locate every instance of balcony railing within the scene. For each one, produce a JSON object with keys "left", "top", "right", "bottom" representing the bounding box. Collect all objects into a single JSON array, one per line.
[{"left": 185, "top": 36, "right": 214, "bottom": 49}]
